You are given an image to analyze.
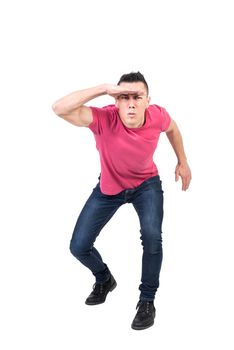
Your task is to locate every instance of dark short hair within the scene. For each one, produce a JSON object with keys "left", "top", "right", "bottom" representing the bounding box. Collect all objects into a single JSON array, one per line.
[{"left": 117, "top": 71, "right": 149, "bottom": 95}]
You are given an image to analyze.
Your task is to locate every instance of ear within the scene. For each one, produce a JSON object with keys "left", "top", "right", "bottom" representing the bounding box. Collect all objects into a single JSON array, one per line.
[
  {"left": 147, "top": 96, "right": 151, "bottom": 106},
  {"left": 115, "top": 98, "right": 119, "bottom": 108}
]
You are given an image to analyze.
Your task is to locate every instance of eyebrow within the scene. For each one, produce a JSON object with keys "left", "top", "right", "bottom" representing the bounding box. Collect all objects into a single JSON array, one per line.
[{"left": 118, "top": 94, "right": 143, "bottom": 98}]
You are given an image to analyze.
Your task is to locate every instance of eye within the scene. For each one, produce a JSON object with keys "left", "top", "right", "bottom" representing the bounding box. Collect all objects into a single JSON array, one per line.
[{"left": 119, "top": 94, "right": 129, "bottom": 100}]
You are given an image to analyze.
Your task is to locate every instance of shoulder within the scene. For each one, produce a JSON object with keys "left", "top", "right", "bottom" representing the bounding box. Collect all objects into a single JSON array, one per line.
[
  {"left": 88, "top": 104, "right": 119, "bottom": 134},
  {"left": 147, "top": 104, "right": 172, "bottom": 131},
  {"left": 90, "top": 104, "right": 118, "bottom": 117},
  {"left": 148, "top": 104, "right": 166, "bottom": 114}
]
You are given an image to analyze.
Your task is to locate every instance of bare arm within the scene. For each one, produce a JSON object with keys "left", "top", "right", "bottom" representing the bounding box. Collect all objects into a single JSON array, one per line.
[
  {"left": 166, "top": 120, "right": 192, "bottom": 191},
  {"left": 52, "top": 85, "right": 107, "bottom": 127},
  {"left": 52, "top": 84, "right": 144, "bottom": 127}
]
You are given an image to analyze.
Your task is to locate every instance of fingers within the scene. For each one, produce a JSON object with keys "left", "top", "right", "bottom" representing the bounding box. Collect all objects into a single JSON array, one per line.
[
  {"left": 181, "top": 174, "right": 191, "bottom": 191},
  {"left": 134, "top": 89, "right": 146, "bottom": 96},
  {"left": 115, "top": 90, "right": 145, "bottom": 99},
  {"left": 175, "top": 171, "right": 191, "bottom": 191},
  {"left": 119, "top": 87, "right": 145, "bottom": 95},
  {"left": 175, "top": 163, "right": 192, "bottom": 191},
  {"left": 175, "top": 164, "right": 180, "bottom": 182},
  {"left": 107, "top": 85, "right": 144, "bottom": 97}
]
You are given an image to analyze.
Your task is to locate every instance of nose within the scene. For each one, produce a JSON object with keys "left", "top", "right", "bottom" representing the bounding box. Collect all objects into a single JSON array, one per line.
[{"left": 128, "top": 96, "right": 135, "bottom": 108}]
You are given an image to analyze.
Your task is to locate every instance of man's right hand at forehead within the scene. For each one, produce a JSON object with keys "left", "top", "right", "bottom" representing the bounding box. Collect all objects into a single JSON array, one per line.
[{"left": 105, "top": 84, "right": 145, "bottom": 98}]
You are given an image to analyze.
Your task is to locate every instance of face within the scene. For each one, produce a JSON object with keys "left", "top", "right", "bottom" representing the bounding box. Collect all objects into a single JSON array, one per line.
[{"left": 115, "top": 82, "right": 151, "bottom": 128}]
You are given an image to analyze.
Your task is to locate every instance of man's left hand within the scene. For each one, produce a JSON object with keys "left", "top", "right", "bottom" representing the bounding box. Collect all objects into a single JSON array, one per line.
[{"left": 175, "top": 162, "right": 192, "bottom": 191}]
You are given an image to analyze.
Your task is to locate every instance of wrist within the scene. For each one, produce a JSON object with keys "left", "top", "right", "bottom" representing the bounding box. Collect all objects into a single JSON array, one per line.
[
  {"left": 177, "top": 157, "right": 187, "bottom": 165},
  {"left": 100, "top": 84, "right": 109, "bottom": 95}
]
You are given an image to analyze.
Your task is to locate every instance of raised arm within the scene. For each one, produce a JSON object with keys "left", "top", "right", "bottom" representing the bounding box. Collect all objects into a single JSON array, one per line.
[
  {"left": 52, "top": 85, "right": 107, "bottom": 127},
  {"left": 52, "top": 84, "right": 144, "bottom": 127},
  {"left": 166, "top": 120, "right": 192, "bottom": 191}
]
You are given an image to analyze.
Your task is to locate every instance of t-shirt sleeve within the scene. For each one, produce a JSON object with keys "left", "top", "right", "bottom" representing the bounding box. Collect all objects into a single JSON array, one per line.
[
  {"left": 88, "top": 106, "right": 106, "bottom": 134},
  {"left": 88, "top": 105, "right": 116, "bottom": 134},
  {"left": 160, "top": 107, "right": 172, "bottom": 132}
]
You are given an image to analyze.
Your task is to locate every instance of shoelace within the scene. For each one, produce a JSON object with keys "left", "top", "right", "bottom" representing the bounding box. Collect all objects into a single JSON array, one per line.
[
  {"left": 92, "top": 283, "right": 104, "bottom": 294},
  {"left": 136, "top": 301, "right": 152, "bottom": 313},
  {"left": 146, "top": 302, "right": 150, "bottom": 313}
]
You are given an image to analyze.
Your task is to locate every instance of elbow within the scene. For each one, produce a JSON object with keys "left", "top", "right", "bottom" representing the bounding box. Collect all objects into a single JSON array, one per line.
[{"left": 52, "top": 102, "right": 64, "bottom": 117}]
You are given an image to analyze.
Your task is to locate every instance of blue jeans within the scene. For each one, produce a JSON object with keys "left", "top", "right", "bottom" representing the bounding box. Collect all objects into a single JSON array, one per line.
[{"left": 70, "top": 175, "right": 164, "bottom": 301}]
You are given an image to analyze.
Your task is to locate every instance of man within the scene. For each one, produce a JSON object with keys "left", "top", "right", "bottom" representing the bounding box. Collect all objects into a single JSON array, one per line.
[{"left": 52, "top": 72, "right": 191, "bottom": 330}]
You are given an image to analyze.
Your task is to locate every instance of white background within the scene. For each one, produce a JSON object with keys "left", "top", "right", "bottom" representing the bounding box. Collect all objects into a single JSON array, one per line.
[{"left": 1, "top": 0, "right": 233, "bottom": 349}]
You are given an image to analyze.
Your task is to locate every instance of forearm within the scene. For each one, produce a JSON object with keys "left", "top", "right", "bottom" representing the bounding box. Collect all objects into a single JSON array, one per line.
[
  {"left": 52, "top": 84, "right": 107, "bottom": 115},
  {"left": 166, "top": 122, "right": 187, "bottom": 164}
]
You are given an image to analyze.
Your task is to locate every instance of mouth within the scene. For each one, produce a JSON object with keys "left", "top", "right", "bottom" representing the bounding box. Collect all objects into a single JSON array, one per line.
[{"left": 127, "top": 112, "right": 136, "bottom": 117}]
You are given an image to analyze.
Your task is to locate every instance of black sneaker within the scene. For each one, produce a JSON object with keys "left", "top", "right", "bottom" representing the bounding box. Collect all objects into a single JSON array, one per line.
[
  {"left": 85, "top": 274, "right": 117, "bottom": 305},
  {"left": 131, "top": 301, "right": 156, "bottom": 330}
]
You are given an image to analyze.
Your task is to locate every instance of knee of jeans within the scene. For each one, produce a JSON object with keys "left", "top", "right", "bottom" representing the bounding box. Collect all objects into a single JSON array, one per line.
[
  {"left": 140, "top": 227, "right": 162, "bottom": 254},
  {"left": 69, "top": 237, "right": 88, "bottom": 258}
]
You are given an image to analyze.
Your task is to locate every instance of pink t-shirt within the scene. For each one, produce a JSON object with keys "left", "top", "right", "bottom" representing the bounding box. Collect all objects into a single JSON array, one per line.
[{"left": 88, "top": 104, "right": 171, "bottom": 195}]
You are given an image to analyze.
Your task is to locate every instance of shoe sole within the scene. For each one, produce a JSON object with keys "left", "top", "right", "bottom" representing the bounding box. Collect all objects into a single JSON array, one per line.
[
  {"left": 131, "top": 320, "right": 154, "bottom": 330},
  {"left": 85, "top": 280, "right": 117, "bottom": 305}
]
